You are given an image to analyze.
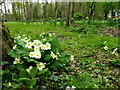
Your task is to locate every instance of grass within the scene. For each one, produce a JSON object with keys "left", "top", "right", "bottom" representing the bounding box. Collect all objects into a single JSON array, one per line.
[{"left": 5, "top": 21, "right": 119, "bottom": 88}]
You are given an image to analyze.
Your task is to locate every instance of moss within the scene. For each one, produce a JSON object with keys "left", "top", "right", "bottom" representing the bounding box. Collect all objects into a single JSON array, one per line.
[{"left": 2, "top": 24, "right": 14, "bottom": 48}]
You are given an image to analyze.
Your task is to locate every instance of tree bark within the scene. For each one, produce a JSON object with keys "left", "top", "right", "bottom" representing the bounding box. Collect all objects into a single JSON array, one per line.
[
  {"left": 1, "top": 23, "right": 14, "bottom": 61},
  {"left": 66, "top": 2, "right": 71, "bottom": 27},
  {"left": 71, "top": 2, "right": 75, "bottom": 18}
]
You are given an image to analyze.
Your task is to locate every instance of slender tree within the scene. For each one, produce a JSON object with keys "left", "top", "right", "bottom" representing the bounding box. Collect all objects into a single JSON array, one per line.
[{"left": 66, "top": 2, "right": 71, "bottom": 27}]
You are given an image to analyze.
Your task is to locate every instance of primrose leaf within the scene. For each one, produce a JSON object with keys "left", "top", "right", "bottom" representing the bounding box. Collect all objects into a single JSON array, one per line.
[
  {"left": 19, "top": 78, "right": 30, "bottom": 84},
  {"left": 12, "top": 73, "right": 19, "bottom": 82},
  {"left": 29, "top": 67, "right": 37, "bottom": 78},
  {"left": 7, "top": 50, "right": 18, "bottom": 58},
  {"left": 27, "top": 78, "right": 36, "bottom": 88}
]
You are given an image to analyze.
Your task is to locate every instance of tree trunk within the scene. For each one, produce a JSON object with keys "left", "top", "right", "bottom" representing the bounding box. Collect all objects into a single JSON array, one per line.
[
  {"left": 104, "top": 11, "right": 109, "bottom": 20},
  {"left": 66, "top": 2, "right": 71, "bottom": 27},
  {"left": 45, "top": 0, "right": 48, "bottom": 21},
  {"left": 1, "top": 23, "right": 14, "bottom": 61},
  {"left": 71, "top": 2, "right": 75, "bottom": 18}
]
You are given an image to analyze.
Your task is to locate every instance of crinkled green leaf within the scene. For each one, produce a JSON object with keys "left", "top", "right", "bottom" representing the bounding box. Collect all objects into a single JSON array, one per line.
[
  {"left": 7, "top": 50, "right": 18, "bottom": 58},
  {"left": 19, "top": 78, "right": 30, "bottom": 84},
  {"left": 26, "top": 59, "right": 39, "bottom": 64},
  {"left": 20, "top": 69, "right": 26, "bottom": 78},
  {"left": 50, "top": 61, "right": 62, "bottom": 71},
  {"left": 15, "top": 39, "right": 26, "bottom": 47},
  {"left": 16, "top": 64, "right": 26, "bottom": 71},
  {"left": 29, "top": 67, "right": 37, "bottom": 78},
  {"left": 37, "top": 69, "right": 48, "bottom": 75},
  {"left": 50, "top": 36, "right": 62, "bottom": 51},
  {"left": 42, "top": 55, "right": 51, "bottom": 61},
  {"left": 12, "top": 83, "right": 23, "bottom": 88},
  {"left": 27, "top": 78, "right": 36, "bottom": 88},
  {"left": 12, "top": 73, "right": 19, "bottom": 82}
]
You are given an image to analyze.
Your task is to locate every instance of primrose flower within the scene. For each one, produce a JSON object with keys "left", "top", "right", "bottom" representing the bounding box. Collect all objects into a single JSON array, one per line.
[
  {"left": 13, "top": 45, "right": 17, "bottom": 49},
  {"left": 104, "top": 46, "right": 108, "bottom": 50},
  {"left": 112, "top": 48, "right": 117, "bottom": 54},
  {"left": 25, "top": 42, "right": 33, "bottom": 48},
  {"left": 45, "top": 42, "right": 51, "bottom": 50},
  {"left": 17, "top": 36, "right": 21, "bottom": 39},
  {"left": 103, "top": 41, "right": 106, "bottom": 44},
  {"left": 40, "top": 42, "right": 51, "bottom": 50},
  {"left": 33, "top": 40, "right": 41, "bottom": 46},
  {"left": 37, "top": 62, "right": 45, "bottom": 70},
  {"left": 49, "top": 33, "right": 52, "bottom": 37},
  {"left": 71, "top": 86, "right": 76, "bottom": 88},
  {"left": 40, "top": 44, "right": 46, "bottom": 50},
  {"left": 8, "top": 82, "right": 11, "bottom": 86},
  {"left": 86, "top": 17, "right": 89, "bottom": 19},
  {"left": 29, "top": 52, "right": 35, "bottom": 58},
  {"left": 66, "top": 86, "right": 70, "bottom": 90},
  {"left": 34, "top": 51, "right": 42, "bottom": 59},
  {"left": 26, "top": 66, "right": 33, "bottom": 73},
  {"left": 51, "top": 51, "right": 58, "bottom": 59},
  {"left": 116, "top": 18, "right": 118, "bottom": 20},
  {"left": 13, "top": 58, "right": 21, "bottom": 64},
  {"left": 70, "top": 55, "right": 74, "bottom": 61},
  {"left": 34, "top": 46, "right": 40, "bottom": 51}
]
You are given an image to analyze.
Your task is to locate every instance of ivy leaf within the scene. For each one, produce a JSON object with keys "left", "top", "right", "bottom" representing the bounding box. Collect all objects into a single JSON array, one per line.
[{"left": 28, "top": 67, "right": 37, "bottom": 78}]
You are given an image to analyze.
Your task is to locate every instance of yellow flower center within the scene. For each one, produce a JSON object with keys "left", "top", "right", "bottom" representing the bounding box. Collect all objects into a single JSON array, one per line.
[{"left": 28, "top": 44, "right": 31, "bottom": 46}]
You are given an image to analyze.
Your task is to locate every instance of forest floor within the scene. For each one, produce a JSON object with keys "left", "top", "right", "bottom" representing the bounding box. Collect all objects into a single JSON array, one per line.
[{"left": 5, "top": 22, "right": 120, "bottom": 88}]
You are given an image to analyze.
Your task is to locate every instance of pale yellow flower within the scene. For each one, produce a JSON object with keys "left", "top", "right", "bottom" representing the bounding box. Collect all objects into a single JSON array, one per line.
[
  {"left": 26, "top": 66, "right": 33, "bottom": 73},
  {"left": 51, "top": 51, "right": 58, "bottom": 59},
  {"left": 33, "top": 40, "right": 41, "bottom": 46},
  {"left": 104, "top": 46, "right": 108, "bottom": 50},
  {"left": 34, "top": 46, "right": 40, "bottom": 51},
  {"left": 25, "top": 42, "right": 33, "bottom": 48},
  {"left": 29, "top": 52, "right": 35, "bottom": 58},
  {"left": 34, "top": 51, "right": 41, "bottom": 59},
  {"left": 37, "top": 62, "right": 45, "bottom": 70},
  {"left": 70, "top": 55, "right": 74, "bottom": 61},
  {"left": 13, "top": 45, "right": 17, "bottom": 49},
  {"left": 13, "top": 58, "right": 21, "bottom": 64}
]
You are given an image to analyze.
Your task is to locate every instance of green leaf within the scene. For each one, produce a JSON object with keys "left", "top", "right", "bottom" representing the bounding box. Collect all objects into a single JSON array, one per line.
[
  {"left": 12, "top": 73, "right": 19, "bottom": 81},
  {"left": 27, "top": 78, "right": 36, "bottom": 88},
  {"left": 12, "top": 83, "right": 23, "bottom": 88},
  {"left": 15, "top": 39, "right": 25, "bottom": 47},
  {"left": 7, "top": 50, "right": 18, "bottom": 58},
  {"left": 29, "top": 67, "right": 37, "bottom": 78},
  {"left": 50, "top": 36, "right": 62, "bottom": 51},
  {"left": 26, "top": 59, "right": 39, "bottom": 63},
  {"left": 37, "top": 69, "right": 48, "bottom": 75},
  {"left": 16, "top": 64, "right": 26, "bottom": 71},
  {"left": 50, "top": 61, "right": 62, "bottom": 71},
  {"left": 3, "top": 83, "right": 10, "bottom": 88},
  {"left": 16, "top": 47, "right": 29, "bottom": 54},
  {"left": 19, "top": 78, "right": 30, "bottom": 84},
  {"left": 42, "top": 55, "right": 51, "bottom": 61},
  {"left": 20, "top": 69, "right": 26, "bottom": 78}
]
